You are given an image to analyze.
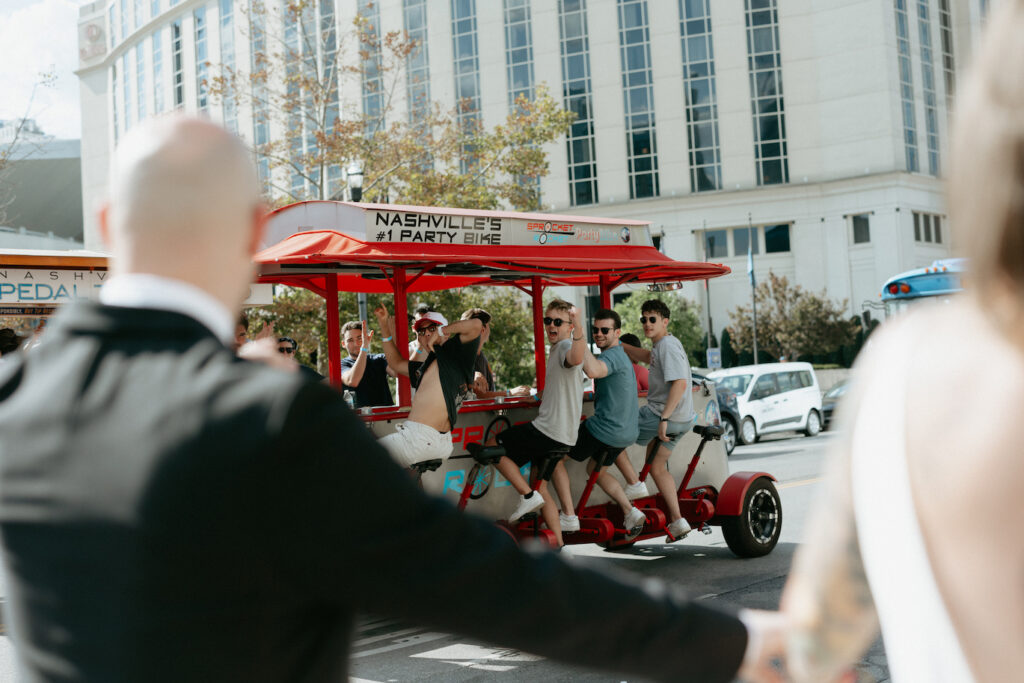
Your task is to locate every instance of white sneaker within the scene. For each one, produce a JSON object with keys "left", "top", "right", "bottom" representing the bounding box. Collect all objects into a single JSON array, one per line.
[
  {"left": 665, "top": 517, "right": 692, "bottom": 543},
  {"left": 559, "top": 513, "right": 580, "bottom": 532},
  {"left": 509, "top": 491, "right": 545, "bottom": 522},
  {"left": 623, "top": 507, "right": 646, "bottom": 538},
  {"left": 624, "top": 481, "right": 649, "bottom": 500}
]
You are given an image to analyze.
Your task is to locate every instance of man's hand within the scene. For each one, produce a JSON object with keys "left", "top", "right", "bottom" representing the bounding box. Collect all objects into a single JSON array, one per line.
[
  {"left": 472, "top": 372, "right": 488, "bottom": 396},
  {"left": 254, "top": 320, "right": 275, "bottom": 341},
  {"left": 568, "top": 306, "right": 582, "bottom": 332},
  {"left": 238, "top": 337, "right": 297, "bottom": 372},
  {"left": 509, "top": 385, "right": 532, "bottom": 397},
  {"left": 736, "top": 609, "right": 788, "bottom": 683},
  {"left": 658, "top": 418, "right": 670, "bottom": 443},
  {"left": 360, "top": 319, "right": 373, "bottom": 350},
  {"left": 373, "top": 306, "right": 394, "bottom": 338}
]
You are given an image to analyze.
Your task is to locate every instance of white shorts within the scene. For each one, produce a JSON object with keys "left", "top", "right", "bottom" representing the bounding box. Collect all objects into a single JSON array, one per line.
[{"left": 379, "top": 420, "right": 454, "bottom": 468}]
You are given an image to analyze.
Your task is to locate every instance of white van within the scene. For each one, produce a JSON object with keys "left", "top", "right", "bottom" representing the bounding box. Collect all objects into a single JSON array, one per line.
[{"left": 708, "top": 362, "right": 822, "bottom": 445}]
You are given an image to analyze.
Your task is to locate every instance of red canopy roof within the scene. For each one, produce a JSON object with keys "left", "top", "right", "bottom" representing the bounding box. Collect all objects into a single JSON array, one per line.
[{"left": 256, "top": 228, "right": 729, "bottom": 294}]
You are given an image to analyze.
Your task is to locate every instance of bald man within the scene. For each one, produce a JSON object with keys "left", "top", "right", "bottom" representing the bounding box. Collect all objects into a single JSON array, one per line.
[{"left": 0, "top": 115, "right": 777, "bottom": 683}]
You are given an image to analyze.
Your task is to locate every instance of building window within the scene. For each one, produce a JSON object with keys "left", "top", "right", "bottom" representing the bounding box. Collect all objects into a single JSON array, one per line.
[
  {"left": 937, "top": 0, "right": 955, "bottom": 111},
  {"left": 122, "top": 52, "right": 131, "bottom": 130},
  {"left": 151, "top": 0, "right": 160, "bottom": 17},
  {"left": 403, "top": 0, "right": 431, "bottom": 124},
  {"left": 704, "top": 229, "right": 728, "bottom": 258},
  {"left": 109, "top": 4, "right": 116, "bottom": 47},
  {"left": 134, "top": 0, "right": 143, "bottom": 29},
  {"left": 249, "top": 1, "right": 270, "bottom": 189},
  {"left": 451, "top": 0, "right": 481, "bottom": 172},
  {"left": 120, "top": 0, "right": 129, "bottom": 42},
  {"left": 913, "top": 211, "right": 943, "bottom": 243},
  {"left": 733, "top": 226, "right": 759, "bottom": 255},
  {"left": 219, "top": 0, "right": 237, "bottom": 132},
  {"left": 764, "top": 224, "right": 790, "bottom": 253},
  {"left": 679, "top": 0, "right": 721, "bottom": 193},
  {"left": 171, "top": 20, "right": 183, "bottom": 108},
  {"left": 135, "top": 42, "right": 146, "bottom": 123},
  {"left": 152, "top": 31, "right": 164, "bottom": 113},
  {"left": 111, "top": 63, "right": 120, "bottom": 143},
  {"left": 916, "top": 0, "right": 940, "bottom": 176},
  {"left": 852, "top": 214, "right": 870, "bottom": 244},
  {"left": 504, "top": 0, "right": 535, "bottom": 106},
  {"left": 559, "top": 0, "right": 598, "bottom": 206},
  {"left": 194, "top": 7, "right": 209, "bottom": 111},
  {"left": 617, "top": 0, "right": 659, "bottom": 199},
  {"left": 744, "top": 0, "right": 789, "bottom": 185},
  {"left": 894, "top": 0, "right": 919, "bottom": 172},
  {"left": 359, "top": 0, "right": 384, "bottom": 132}
]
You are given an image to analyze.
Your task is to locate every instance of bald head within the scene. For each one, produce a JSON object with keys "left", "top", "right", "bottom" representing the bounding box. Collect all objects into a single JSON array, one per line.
[{"left": 101, "top": 115, "right": 266, "bottom": 309}]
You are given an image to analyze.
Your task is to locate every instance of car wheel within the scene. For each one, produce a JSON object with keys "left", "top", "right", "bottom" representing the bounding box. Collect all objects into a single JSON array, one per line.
[
  {"left": 739, "top": 417, "right": 758, "bottom": 445},
  {"left": 722, "top": 477, "right": 782, "bottom": 558},
  {"left": 804, "top": 410, "right": 821, "bottom": 437},
  {"left": 722, "top": 417, "right": 737, "bottom": 455}
]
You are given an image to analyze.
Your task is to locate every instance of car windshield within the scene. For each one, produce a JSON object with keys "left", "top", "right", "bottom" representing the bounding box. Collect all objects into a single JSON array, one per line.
[
  {"left": 714, "top": 374, "right": 752, "bottom": 395},
  {"left": 824, "top": 380, "right": 849, "bottom": 399}
]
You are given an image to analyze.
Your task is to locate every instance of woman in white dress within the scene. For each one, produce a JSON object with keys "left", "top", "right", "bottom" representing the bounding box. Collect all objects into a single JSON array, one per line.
[{"left": 767, "top": 2, "right": 1024, "bottom": 681}]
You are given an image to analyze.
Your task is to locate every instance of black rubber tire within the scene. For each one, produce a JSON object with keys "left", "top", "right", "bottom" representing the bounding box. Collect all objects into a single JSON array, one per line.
[
  {"left": 739, "top": 416, "right": 759, "bottom": 446},
  {"left": 722, "top": 416, "right": 737, "bottom": 455},
  {"left": 803, "top": 410, "right": 821, "bottom": 437},
  {"left": 722, "top": 477, "right": 782, "bottom": 558}
]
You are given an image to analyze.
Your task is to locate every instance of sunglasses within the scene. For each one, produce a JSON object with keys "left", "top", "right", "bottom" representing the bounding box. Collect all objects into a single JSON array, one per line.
[
  {"left": 591, "top": 326, "right": 617, "bottom": 335},
  {"left": 640, "top": 316, "right": 660, "bottom": 324},
  {"left": 417, "top": 326, "right": 438, "bottom": 336},
  {"left": 277, "top": 346, "right": 295, "bottom": 354},
  {"left": 543, "top": 317, "right": 569, "bottom": 327}
]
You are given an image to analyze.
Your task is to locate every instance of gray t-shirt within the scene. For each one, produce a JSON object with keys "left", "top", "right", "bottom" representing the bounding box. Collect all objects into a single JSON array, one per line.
[
  {"left": 532, "top": 338, "right": 585, "bottom": 446},
  {"left": 646, "top": 334, "right": 695, "bottom": 424}
]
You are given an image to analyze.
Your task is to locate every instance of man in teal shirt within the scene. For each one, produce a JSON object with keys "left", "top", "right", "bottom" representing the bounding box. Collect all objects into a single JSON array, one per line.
[{"left": 551, "top": 309, "right": 647, "bottom": 537}]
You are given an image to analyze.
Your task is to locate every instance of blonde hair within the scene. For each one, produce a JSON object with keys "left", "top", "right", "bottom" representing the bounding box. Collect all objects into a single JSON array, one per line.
[
  {"left": 545, "top": 298, "right": 573, "bottom": 314},
  {"left": 950, "top": 0, "right": 1024, "bottom": 308}
]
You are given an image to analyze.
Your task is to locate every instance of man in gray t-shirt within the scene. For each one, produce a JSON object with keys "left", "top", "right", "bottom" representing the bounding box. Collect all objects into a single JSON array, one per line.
[
  {"left": 486, "top": 299, "right": 585, "bottom": 548},
  {"left": 620, "top": 299, "right": 696, "bottom": 543}
]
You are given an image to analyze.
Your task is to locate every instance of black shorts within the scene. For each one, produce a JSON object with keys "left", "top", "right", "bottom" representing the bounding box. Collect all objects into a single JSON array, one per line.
[
  {"left": 566, "top": 422, "right": 621, "bottom": 464},
  {"left": 497, "top": 422, "right": 567, "bottom": 468}
]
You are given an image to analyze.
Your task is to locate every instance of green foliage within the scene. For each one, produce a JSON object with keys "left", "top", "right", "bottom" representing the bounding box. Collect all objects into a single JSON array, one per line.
[
  {"left": 208, "top": 3, "right": 573, "bottom": 209},
  {"left": 727, "top": 271, "right": 857, "bottom": 363},
  {"left": 613, "top": 291, "right": 704, "bottom": 366}
]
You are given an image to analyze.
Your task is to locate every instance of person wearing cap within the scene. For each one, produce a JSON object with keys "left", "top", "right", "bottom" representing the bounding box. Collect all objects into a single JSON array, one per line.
[{"left": 373, "top": 305, "right": 484, "bottom": 467}]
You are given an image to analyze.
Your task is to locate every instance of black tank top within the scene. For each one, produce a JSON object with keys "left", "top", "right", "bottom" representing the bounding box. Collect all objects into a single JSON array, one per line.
[{"left": 408, "top": 334, "right": 479, "bottom": 429}]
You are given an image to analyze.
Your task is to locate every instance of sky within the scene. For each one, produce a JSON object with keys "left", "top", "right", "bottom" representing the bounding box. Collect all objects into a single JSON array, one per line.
[{"left": 0, "top": 0, "right": 90, "bottom": 139}]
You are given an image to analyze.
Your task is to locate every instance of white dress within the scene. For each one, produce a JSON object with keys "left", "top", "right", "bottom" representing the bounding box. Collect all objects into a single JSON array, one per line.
[{"left": 849, "top": 321, "right": 974, "bottom": 682}]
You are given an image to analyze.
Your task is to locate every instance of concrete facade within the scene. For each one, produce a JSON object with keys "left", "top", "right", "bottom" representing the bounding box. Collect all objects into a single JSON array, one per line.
[{"left": 77, "top": 0, "right": 990, "bottom": 332}]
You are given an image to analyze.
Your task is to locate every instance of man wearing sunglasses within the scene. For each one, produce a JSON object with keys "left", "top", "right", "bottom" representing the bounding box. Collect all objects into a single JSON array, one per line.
[
  {"left": 374, "top": 305, "right": 484, "bottom": 467},
  {"left": 277, "top": 336, "right": 324, "bottom": 382},
  {"left": 549, "top": 309, "right": 647, "bottom": 538},
  {"left": 619, "top": 299, "right": 696, "bottom": 542},
  {"left": 488, "top": 299, "right": 586, "bottom": 547}
]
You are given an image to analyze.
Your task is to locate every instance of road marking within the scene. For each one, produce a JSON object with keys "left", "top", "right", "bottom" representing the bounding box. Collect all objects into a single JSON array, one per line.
[
  {"left": 351, "top": 632, "right": 449, "bottom": 659},
  {"left": 353, "top": 627, "right": 426, "bottom": 648},
  {"left": 413, "top": 643, "right": 543, "bottom": 663},
  {"left": 778, "top": 477, "right": 822, "bottom": 489}
]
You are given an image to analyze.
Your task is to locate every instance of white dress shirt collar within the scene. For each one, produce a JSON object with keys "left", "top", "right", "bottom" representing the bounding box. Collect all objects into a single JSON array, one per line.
[{"left": 99, "top": 274, "right": 235, "bottom": 345}]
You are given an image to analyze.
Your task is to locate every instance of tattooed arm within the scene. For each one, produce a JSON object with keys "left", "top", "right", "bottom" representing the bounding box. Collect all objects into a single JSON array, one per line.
[{"left": 780, "top": 400, "right": 879, "bottom": 682}]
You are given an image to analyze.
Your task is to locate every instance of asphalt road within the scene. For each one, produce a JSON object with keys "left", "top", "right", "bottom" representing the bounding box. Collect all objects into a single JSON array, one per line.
[
  {"left": 347, "top": 431, "right": 890, "bottom": 683},
  {"left": 0, "top": 431, "right": 889, "bottom": 682}
]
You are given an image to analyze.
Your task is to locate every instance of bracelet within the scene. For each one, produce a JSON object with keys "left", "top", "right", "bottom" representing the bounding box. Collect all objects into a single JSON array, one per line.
[
  {"left": 415, "top": 348, "right": 427, "bottom": 355},
  {"left": 572, "top": 335, "right": 584, "bottom": 341},
  {"left": 660, "top": 417, "right": 670, "bottom": 423},
  {"left": 360, "top": 347, "right": 370, "bottom": 353},
  {"left": 381, "top": 336, "right": 393, "bottom": 343}
]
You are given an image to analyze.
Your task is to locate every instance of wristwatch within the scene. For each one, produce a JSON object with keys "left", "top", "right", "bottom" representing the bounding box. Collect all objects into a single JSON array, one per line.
[{"left": 659, "top": 417, "right": 670, "bottom": 423}]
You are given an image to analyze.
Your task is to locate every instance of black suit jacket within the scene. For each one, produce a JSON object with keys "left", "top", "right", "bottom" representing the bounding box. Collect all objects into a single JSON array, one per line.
[{"left": 0, "top": 303, "right": 746, "bottom": 682}]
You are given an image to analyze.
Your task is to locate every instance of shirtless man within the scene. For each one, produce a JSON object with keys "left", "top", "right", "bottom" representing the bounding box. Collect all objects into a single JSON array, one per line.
[{"left": 374, "top": 304, "right": 484, "bottom": 467}]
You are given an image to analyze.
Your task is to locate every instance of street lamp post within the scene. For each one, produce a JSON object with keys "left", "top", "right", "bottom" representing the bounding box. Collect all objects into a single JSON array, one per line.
[{"left": 345, "top": 161, "right": 367, "bottom": 320}]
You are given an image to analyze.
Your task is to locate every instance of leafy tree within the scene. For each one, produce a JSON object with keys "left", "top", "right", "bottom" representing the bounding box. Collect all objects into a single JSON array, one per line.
[
  {"left": 719, "top": 327, "right": 737, "bottom": 368},
  {"left": 613, "top": 291, "right": 704, "bottom": 366},
  {"left": 727, "top": 271, "right": 857, "bottom": 362},
  {"left": 207, "top": 1, "right": 574, "bottom": 209}
]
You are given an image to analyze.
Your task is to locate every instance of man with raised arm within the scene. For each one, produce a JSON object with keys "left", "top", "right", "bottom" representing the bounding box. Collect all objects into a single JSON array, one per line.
[
  {"left": 551, "top": 308, "right": 647, "bottom": 537},
  {"left": 374, "top": 305, "right": 483, "bottom": 467},
  {"left": 340, "top": 320, "right": 395, "bottom": 408},
  {"left": 619, "top": 299, "right": 696, "bottom": 542},
  {"left": 482, "top": 299, "right": 585, "bottom": 548},
  {"left": 0, "top": 114, "right": 779, "bottom": 683}
]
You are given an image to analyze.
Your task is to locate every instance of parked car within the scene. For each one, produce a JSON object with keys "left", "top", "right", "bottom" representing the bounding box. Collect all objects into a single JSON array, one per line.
[
  {"left": 693, "top": 373, "right": 740, "bottom": 455},
  {"left": 708, "top": 362, "right": 823, "bottom": 445},
  {"left": 820, "top": 378, "right": 850, "bottom": 430}
]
